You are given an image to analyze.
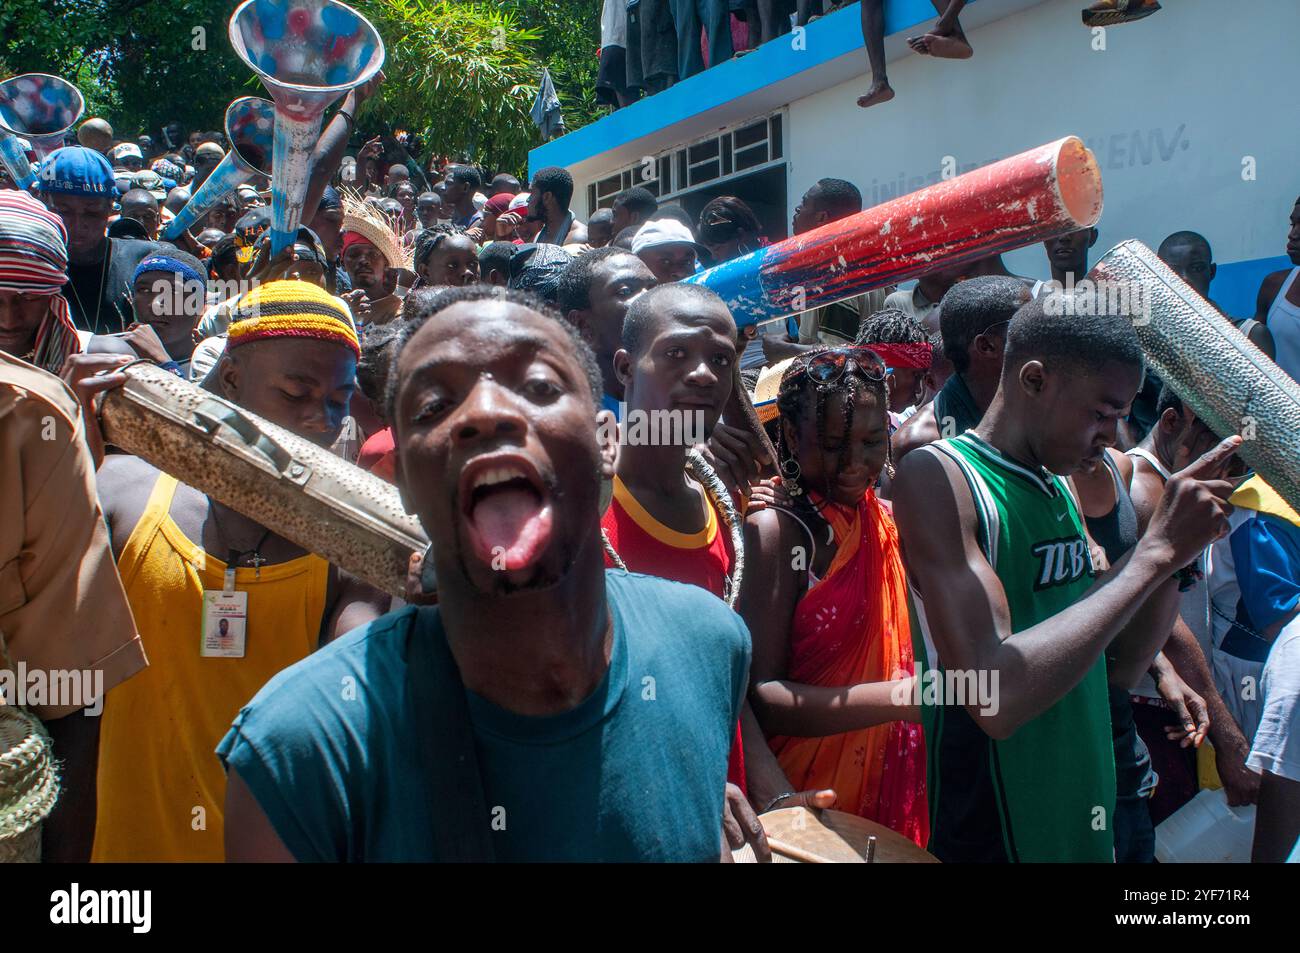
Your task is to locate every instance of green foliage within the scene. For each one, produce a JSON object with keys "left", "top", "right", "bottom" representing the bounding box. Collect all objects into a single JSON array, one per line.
[
  {"left": 1, "top": 0, "right": 249, "bottom": 139},
  {"left": 352, "top": 0, "right": 543, "bottom": 175},
  {"left": 500, "top": 0, "right": 604, "bottom": 134},
  {"left": 0, "top": 0, "right": 606, "bottom": 170}
]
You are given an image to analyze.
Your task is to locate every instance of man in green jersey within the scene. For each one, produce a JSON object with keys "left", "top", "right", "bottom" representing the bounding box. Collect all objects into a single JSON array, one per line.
[{"left": 893, "top": 295, "right": 1241, "bottom": 862}]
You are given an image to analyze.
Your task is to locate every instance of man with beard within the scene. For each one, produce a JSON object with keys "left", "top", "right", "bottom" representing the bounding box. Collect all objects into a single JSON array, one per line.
[
  {"left": 40, "top": 147, "right": 157, "bottom": 334},
  {"left": 528, "top": 166, "right": 588, "bottom": 247},
  {"left": 220, "top": 285, "right": 752, "bottom": 861},
  {"left": 81, "top": 280, "right": 390, "bottom": 861},
  {"left": 341, "top": 196, "right": 405, "bottom": 325}
]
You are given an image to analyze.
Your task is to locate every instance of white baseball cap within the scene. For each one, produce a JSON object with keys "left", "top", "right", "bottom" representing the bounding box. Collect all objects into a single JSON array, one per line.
[
  {"left": 508, "top": 192, "right": 531, "bottom": 212},
  {"left": 110, "top": 142, "right": 142, "bottom": 161},
  {"left": 631, "top": 218, "right": 706, "bottom": 257}
]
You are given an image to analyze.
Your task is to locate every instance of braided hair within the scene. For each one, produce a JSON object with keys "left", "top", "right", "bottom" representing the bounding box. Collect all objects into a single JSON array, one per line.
[
  {"left": 774, "top": 347, "right": 892, "bottom": 523},
  {"left": 412, "top": 223, "right": 468, "bottom": 284},
  {"left": 855, "top": 307, "right": 928, "bottom": 347}
]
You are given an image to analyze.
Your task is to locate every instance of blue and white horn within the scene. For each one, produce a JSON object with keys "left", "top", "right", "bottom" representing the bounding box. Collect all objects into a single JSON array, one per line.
[
  {"left": 0, "top": 73, "right": 85, "bottom": 189},
  {"left": 228, "top": 0, "right": 385, "bottom": 257},
  {"left": 161, "top": 97, "right": 275, "bottom": 241}
]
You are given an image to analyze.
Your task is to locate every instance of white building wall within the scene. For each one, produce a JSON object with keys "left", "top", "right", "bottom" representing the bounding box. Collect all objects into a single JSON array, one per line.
[{"left": 785, "top": 0, "right": 1298, "bottom": 281}]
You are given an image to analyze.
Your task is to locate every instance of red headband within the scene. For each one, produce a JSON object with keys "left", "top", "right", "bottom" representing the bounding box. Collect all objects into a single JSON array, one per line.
[
  {"left": 340, "top": 231, "right": 375, "bottom": 255},
  {"left": 864, "top": 341, "right": 933, "bottom": 370}
]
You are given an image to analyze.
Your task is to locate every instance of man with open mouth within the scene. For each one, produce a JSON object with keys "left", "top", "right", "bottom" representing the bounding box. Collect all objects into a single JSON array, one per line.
[{"left": 220, "top": 285, "right": 753, "bottom": 862}]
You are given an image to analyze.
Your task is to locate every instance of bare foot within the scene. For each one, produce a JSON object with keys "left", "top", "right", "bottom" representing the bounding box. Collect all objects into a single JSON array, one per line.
[
  {"left": 909, "top": 32, "right": 972, "bottom": 59},
  {"left": 857, "top": 80, "right": 895, "bottom": 108}
]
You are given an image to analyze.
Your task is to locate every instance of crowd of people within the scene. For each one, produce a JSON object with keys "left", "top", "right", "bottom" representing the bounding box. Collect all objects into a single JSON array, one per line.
[
  {"left": 597, "top": 0, "right": 1165, "bottom": 110},
  {"left": 2, "top": 32, "right": 1298, "bottom": 865}
]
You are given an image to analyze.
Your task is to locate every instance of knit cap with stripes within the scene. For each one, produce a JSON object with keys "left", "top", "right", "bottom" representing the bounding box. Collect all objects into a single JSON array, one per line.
[{"left": 226, "top": 279, "right": 360, "bottom": 358}]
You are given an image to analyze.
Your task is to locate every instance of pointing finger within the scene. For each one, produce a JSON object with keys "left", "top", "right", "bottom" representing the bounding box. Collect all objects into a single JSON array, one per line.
[{"left": 1180, "top": 435, "right": 1243, "bottom": 481}]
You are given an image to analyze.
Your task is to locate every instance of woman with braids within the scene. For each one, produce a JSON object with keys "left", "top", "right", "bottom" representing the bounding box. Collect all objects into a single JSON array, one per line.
[
  {"left": 738, "top": 346, "right": 928, "bottom": 845},
  {"left": 412, "top": 224, "right": 480, "bottom": 289}
]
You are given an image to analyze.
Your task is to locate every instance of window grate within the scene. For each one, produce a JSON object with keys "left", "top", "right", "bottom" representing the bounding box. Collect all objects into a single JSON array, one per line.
[{"left": 585, "top": 110, "right": 786, "bottom": 215}]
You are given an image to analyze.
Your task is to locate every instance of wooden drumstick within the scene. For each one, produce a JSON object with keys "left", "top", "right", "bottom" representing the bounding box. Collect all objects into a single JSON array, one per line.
[{"left": 766, "top": 836, "right": 830, "bottom": 864}]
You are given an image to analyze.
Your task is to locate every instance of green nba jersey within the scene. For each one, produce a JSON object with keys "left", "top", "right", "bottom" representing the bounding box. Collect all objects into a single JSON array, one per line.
[{"left": 915, "top": 432, "right": 1115, "bottom": 862}]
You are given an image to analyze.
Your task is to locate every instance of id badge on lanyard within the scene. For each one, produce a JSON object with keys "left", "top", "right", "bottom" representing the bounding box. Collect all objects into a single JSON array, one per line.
[{"left": 201, "top": 563, "right": 248, "bottom": 658}]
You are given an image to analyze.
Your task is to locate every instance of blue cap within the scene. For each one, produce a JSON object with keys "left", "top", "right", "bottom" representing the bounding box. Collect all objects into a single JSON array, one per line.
[
  {"left": 37, "top": 146, "right": 117, "bottom": 196},
  {"left": 133, "top": 251, "right": 207, "bottom": 288}
]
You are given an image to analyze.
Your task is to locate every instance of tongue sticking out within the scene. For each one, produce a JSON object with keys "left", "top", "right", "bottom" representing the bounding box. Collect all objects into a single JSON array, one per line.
[{"left": 468, "top": 486, "right": 553, "bottom": 570}]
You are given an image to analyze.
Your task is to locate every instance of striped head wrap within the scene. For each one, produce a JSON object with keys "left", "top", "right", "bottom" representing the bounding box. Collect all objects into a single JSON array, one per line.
[
  {"left": 226, "top": 279, "right": 360, "bottom": 359},
  {"left": 0, "top": 191, "right": 79, "bottom": 373}
]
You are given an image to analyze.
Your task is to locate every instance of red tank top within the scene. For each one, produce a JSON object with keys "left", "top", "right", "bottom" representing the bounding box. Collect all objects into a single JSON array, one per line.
[{"left": 601, "top": 475, "right": 745, "bottom": 791}]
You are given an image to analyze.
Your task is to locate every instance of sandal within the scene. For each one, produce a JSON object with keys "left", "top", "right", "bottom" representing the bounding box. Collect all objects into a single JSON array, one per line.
[{"left": 1082, "top": 0, "right": 1161, "bottom": 27}]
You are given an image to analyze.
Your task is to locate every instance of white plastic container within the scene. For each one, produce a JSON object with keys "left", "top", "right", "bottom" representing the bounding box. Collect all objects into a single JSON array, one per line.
[{"left": 1154, "top": 788, "right": 1257, "bottom": 863}]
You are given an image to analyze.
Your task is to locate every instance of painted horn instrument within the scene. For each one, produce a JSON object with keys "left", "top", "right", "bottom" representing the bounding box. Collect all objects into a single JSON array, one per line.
[
  {"left": 99, "top": 363, "right": 427, "bottom": 599},
  {"left": 0, "top": 73, "right": 85, "bottom": 188},
  {"left": 229, "top": 0, "right": 385, "bottom": 257},
  {"left": 687, "top": 136, "right": 1103, "bottom": 326},
  {"left": 1089, "top": 239, "right": 1300, "bottom": 515},
  {"left": 160, "top": 97, "right": 275, "bottom": 241}
]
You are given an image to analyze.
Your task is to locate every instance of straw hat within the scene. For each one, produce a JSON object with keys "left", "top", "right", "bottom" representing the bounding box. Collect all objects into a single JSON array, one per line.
[
  {"left": 341, "top": 191, "right": 408, "bottom": 271},
  {"left": 0, "top": 707, "right": 58, "bottom": 862},
  {"left": 751, "top": 357, "right": 796, "bottom": 424}
]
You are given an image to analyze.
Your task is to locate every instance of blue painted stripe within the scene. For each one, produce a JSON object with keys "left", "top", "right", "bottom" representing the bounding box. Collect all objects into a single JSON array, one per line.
[
  {"left": 530, "top": 0, "right": 978, "bottom": 176},
  {"left": 1213, "top": 255, "right": 1291, "bottom": 320},
  {"left": 683, "top": 246, "right": 771, "bottom": 324}
]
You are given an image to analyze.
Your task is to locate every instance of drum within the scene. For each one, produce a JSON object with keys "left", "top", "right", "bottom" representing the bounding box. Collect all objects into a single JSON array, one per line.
[{"left": 734, "top": 807, "right": 939, "bottom": 863}]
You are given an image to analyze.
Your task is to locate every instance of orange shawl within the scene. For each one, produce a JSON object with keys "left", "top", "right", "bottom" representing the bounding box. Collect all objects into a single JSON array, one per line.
[{"left": 769, "top": 490, "right": 929, "bottom": 846}]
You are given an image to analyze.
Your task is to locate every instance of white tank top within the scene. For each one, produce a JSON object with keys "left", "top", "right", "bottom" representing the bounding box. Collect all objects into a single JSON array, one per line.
[
  {"left": 1123, "top": 445, "right": 1214, "bottom": 697},
  {"left": 1267, "top": 267, "right": 1300, "bottom": 381}
]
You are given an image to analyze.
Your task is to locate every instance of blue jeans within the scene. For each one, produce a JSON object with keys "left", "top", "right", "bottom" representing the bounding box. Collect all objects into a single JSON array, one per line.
[{"left": 670, "top": 0, "right": 733, "bottom": 80}]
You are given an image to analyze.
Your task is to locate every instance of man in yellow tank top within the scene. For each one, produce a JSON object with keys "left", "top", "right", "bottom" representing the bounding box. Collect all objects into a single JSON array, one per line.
[{"left": 84, "top": 280, "right": 391, "bottom": 861}]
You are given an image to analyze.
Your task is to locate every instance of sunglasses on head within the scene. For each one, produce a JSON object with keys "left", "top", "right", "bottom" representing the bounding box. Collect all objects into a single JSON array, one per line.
[{"left": 789, "top": 346, "right": 888, "bottom": 388}]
